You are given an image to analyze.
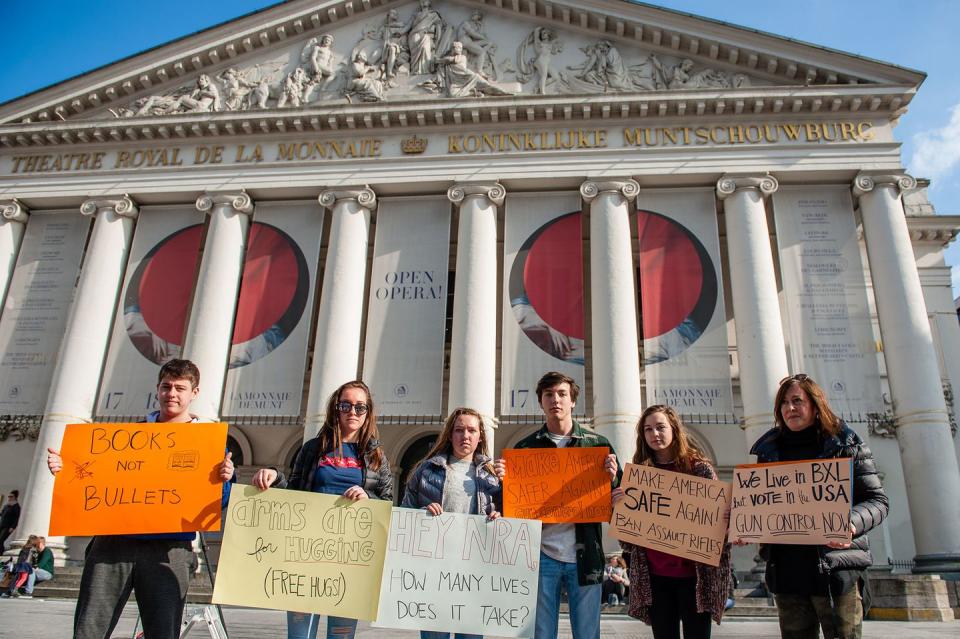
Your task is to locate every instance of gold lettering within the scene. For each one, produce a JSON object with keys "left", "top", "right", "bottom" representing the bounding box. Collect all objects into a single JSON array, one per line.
[
  {"left": 839, "top": 122, "right": 856, "bottom": 140},
  {"left": 745, "top": 125, "right": 762, "bottom": 143},
  {"left": 728, "top": 125, "right": 746, "bottom": 144},
  {"left": 482, "top": 133, "right": 498, "bottom": 152},
  {"left": 780, "top": 124, "right": 802, "bottom": 140},
  {"left": 857, "top": 121, "right": 874, "bottom": 140},
  {"left": 623, "top": 128, "right": 638, "bottom": 146},
  {"left": 595, "top": 129, "right": 607, "bottom": 147},
  {"left": 448, "top": 136, "right": 462, "bottom": 153},
  {"left": 695, "top": 127, "right": 710, "bottom": 144},
  {"left": 662, "top": 128, "right": 678, "bottom": 145},
  {"left": 709, "top": 127, "right": 725, "bottom": 144},
  {"left": 763, "top": 125, "right": 778, "bottom": 143},
  {"left": 804, "top": 123, "right": 822, "bottom": 141}
]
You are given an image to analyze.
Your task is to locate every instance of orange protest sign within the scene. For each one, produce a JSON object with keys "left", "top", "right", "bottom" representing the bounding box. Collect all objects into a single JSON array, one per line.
[
  {"left": 503, "top": 447, "right": 611, "bottom": 523},
  {"left": 730, "top": 458, "right": 853, "bottom": 545},
  {"left": 49, "top": 422, "right": 228, "bottom": 536}
]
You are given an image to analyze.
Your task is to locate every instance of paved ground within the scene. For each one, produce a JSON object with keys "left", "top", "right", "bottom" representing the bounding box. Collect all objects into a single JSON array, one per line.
[{"left": 0, "top": 598, "right": 956, "bottom": 638}]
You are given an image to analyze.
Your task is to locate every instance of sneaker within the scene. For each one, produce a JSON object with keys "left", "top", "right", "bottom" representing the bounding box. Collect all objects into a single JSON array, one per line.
[
  {"left": 0, "top": 592, "right": 9, "bottom": 598},
  {"left": 9, "top": 591, "right": 18, "bottom": 598}
]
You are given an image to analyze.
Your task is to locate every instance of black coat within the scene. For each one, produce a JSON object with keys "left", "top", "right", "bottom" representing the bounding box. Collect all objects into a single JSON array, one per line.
[
  {"left": 274, "top": 436, "right": 393, "bottom": 502},
  {"left": 750, "top": 421, "right": 888, "bottom": 593}
]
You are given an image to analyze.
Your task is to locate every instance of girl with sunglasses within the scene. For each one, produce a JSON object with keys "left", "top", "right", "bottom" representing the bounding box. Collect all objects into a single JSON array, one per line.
[
  {"left": 401, "top": 407, "right": 502, "bottom": 639},
  {"left": 620, "top": 405, "right": 731, "bottom": 639},
  {"left": 252, "top": 380, "right": 392, "bottom": 639}
]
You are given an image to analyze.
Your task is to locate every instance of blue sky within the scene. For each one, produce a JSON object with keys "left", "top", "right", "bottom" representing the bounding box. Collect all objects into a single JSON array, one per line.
[{"left": 3, "top": 0, "right": 959, "bottom": 290}]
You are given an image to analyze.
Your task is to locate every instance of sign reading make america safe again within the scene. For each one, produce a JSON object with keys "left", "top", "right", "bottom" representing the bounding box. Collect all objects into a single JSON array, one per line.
[{"left": 49, "top": 422, "right": 227, "bottom": 536}]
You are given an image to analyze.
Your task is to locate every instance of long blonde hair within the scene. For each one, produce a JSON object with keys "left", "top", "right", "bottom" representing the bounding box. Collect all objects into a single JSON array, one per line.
[
  {"left": 633, "top": 404, "right": 710, "bottom": 472},
  {"left": 408, "top": 407, "right": 492, "bottom": 482}
]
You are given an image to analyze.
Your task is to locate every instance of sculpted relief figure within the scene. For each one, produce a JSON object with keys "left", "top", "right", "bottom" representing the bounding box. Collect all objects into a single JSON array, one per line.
[
  {"left": 379, "top": 8, "right": 410, "bottom": 83},
  {"left": 517, "top": 27, "right": 563, "bottom": 95},
  {"left": 277, "top": 67, "right": 309, "bottom": 108},
  {"left": 653, "top": 56, "right": 751, "bottom": 89},
  {"left": 428, "top": 41, "right": 514, "bottom": 98},
  {"left": 301, "top": 34, "right": 338, "bottom": 93},
  {"left": 457, "top": 10, "right": 500, "bottom": 80},
  {"left": 344, "top": 51, "right": 386, "bottom": 102},
  {"left": 218, "top": 66, "right": 281, "bottom": 111},
  {"left": 406, "top": 0, "right": 451, "bottom": 75},
  {"left": 131, "top": 74, "right": 221, "bottom": 116}
]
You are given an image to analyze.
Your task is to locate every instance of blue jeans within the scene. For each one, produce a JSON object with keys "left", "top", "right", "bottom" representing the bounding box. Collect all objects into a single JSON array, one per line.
[
  {"left": 25, "top": 567, "right": 52, "bottom": 594},
  {"left": 420, "top": 633, "right": 482, "bottom": 639},
  {"left": 536, "top": 551, "right": 601, "bottom": 639},
  {"left": 287, "top": 612, "right": 358, "bottom": 639}
]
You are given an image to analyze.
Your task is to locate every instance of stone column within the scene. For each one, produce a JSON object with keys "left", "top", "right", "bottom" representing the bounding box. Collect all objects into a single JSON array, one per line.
[
  {"left": 303, "top": 187, "right": 375, "bottom": 439},
  {"left": 447, "top": 183, "right": 503, "bottom": 446},
  {"left": 854, "top": 172, "right": 960, "bottom": 573},
  {"left": 717, "top": 174, "right": 789, "bottom": 447},
  {"left": 581, "top": 179, "right": 642, "bottom": 462},
  {"left": 181, "top": 191, "right": 254, "bottom": 421},
  {"left": 13, "top": 196, "right": 139, "bottom": 551},
  {"left": 0, "top": 199, "right": 29, "bottom": 313}
]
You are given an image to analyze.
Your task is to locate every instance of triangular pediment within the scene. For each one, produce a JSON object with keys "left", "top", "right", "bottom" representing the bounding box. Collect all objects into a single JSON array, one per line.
[{"left": 0, "top": 0, "right": 925, "bottom": 136}]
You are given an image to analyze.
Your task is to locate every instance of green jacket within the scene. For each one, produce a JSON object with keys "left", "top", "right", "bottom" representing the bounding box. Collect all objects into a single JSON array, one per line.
[
  {"left": 35, "top": 547, "right": 54, "bottom": 575},
  {"left": 513, "top": 420, "right": 621, "bottom": 586}
]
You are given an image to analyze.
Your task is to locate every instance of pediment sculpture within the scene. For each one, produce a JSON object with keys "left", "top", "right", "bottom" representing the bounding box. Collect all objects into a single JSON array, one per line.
[{"left": 108, "top": 1, "right": 754, "bottom": 118}]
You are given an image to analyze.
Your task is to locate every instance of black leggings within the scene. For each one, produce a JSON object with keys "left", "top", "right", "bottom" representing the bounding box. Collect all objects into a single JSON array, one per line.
[{"left": 649, "top": 574, "right": 712, "bottom": 639}]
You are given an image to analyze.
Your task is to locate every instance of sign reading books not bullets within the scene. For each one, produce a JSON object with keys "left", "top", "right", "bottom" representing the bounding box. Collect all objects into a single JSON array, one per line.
[
  {"left": 213, "top": 485, "right": 392, "bottom": 621},
  {"left": 50, "top": 422, "right": 228, "bottom": 536},
  {"left": 609, "top": 463, "right": 731, "bottom": 567},
  {"left": 730, "top": 458, "right": 853, "bottom": 545},
  {"left": 502, "top": 447, "right": 611, "bottom": 523},
  {"left": 374, "top": 509, "right": 542, "bottom": 638}
]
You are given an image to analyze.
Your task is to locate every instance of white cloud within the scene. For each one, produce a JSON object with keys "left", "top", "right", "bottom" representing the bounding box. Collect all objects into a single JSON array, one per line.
[{"left": 910, "top": 102, "right": 960, "bottom": 179}]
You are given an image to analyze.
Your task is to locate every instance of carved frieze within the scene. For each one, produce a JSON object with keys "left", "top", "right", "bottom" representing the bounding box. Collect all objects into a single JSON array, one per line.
[{"left": 109, "top": 1, "right": 757, "bottom": 118}]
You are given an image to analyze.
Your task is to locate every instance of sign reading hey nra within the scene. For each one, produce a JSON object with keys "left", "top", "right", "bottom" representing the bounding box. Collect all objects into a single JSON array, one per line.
[{"left": 1, "top": 120, "right": 883, "bottom": 176}]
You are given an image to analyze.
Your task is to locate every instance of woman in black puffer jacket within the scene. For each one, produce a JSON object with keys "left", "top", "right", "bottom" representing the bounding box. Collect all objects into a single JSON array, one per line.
[{"left": 745, "top": 374, "right": 888, "bottom": 639}]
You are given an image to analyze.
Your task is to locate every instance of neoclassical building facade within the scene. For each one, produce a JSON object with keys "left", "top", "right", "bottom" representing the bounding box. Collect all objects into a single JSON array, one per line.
[{"left": 1, "top": 0, "right": 959, "bottom": 573}]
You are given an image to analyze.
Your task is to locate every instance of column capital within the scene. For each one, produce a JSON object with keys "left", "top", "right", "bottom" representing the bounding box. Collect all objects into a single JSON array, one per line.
[
  {"left": 579, "top": 179, "right": 640, "bottom": 202},
  {"left": 716, "top": 173, "right": 779, "bottom": 200},
  {"left": 80, "top": 194, "right": 139, "bottom": 219},
  {"left": 0, "top": 199, "right": 29, "bottom": 224},
  {"left": 196, "top": 190, "right": 254, "bottom": 215},
  {"left": 852, "top": 172, "right": 917, "bottom": 200},
  {"left": 318, "top": 186, "right": 377, "bottom": 210},
  {"left": 447, "top": 182, "right": 506, "bottom": 207}
]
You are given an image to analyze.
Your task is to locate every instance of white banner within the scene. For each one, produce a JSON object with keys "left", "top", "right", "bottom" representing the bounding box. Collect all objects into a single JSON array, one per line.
[
  {"left": 223, "top": 201, "right": 323, "bottom": 416},
  {"left": 0, "top": 212, "right": 89, "bottom": 414},
  {"left": 773, "top": 186, "right": 883, "bottom": 415},
  {"left": 374, "top": 509, "right": 541, "bottom": 638},
  {"left": 97, "top": 206, "right": 204, "bottom": 418},
  {"left": 501, "top": 192, "right": 584, "bottom": 416},
  {"left": 637, "top": 188, "right": 733, "bottom": 415},
  {"left": 363, "top": 197, "right": 449, "bottom": 415}
]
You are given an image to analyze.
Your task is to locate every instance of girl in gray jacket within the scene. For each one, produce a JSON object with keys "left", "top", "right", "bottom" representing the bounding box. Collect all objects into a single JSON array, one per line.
[{"left": 401, "top": 407, "right": 503, "bottom": 639}]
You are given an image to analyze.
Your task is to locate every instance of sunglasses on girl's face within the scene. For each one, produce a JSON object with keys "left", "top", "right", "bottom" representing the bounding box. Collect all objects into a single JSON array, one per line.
[{"left": 336, "top": 401, "right": 369, "bottom": 415}]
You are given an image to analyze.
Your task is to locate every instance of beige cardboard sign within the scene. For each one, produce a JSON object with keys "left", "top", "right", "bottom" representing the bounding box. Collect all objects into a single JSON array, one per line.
[
  {"left": 731, "top": 458, "right": 853, "bottom": 545},
  {"left": 609, "top": 463, "right": 730, "bottom": 566},
  {"left": 213, "top": 485, "right": 392, "bottom": 620}
]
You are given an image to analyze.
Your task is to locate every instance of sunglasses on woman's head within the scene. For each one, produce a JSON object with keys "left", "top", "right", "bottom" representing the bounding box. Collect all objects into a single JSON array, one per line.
[
  {"left": 779, "top": 373, "right": 809, "bottom": 385},
  {"left": 336, "top": 401, "right": 369, "bottom": 415}
]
